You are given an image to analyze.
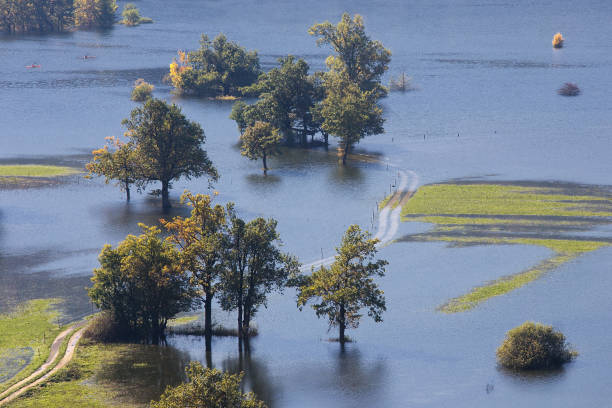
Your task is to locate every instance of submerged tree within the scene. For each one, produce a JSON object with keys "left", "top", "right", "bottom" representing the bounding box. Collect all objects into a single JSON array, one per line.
[
  {"left": 240, "top": 121, "right": 282, "bottom": 172},
  {"left": 319, "top": 73, "right": 384, "bottom": 164},
  {"left": 220, "top": 215, "right": 299, "bottom": 342},
  {"left": 122, "top": 98, "right": 218, "bottom": 210},
  {"left": 162, "top": 191, "right": 230, "bottom": 350},
  {"left": 297, "top": 225, "right": 387, "bottom": 345},
  {"left": 86, "top": 136, "right": 142, "bottom": 201},
  {"left": 169, "top": 34, "right": 261, "bottom": 97},
  {"left": 89, "top": 224, "right": 195, "bottom": 343},
  {"left": 151, "top": 362, "right": 267, "bottom": 408}
]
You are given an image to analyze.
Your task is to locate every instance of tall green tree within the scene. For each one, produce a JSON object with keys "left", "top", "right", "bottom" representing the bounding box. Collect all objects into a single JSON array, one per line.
[
  {"left": 0, "top": 0, "right": 73, "bottom": 33},
  {"left": 297, "top": 225, "right": 387, "bottom": 345},
  {"left": 86, "top": 136, "right": 143, "bottom": 201},
  {"left": 169, "top": 34, "right": 261, "bottom": 97},
  {"left": 89, "top": 224, "right": 195, "bottom": 343},
  {"left": 151, "top": 362, "right": 267, "bottom": 408},
  {"left": 161, "top": 191, "right": 231, "bottom": 350},
  {"left": 240, "top": 121, "right": 282, "bottom": 172},
  {"left": 220, "top": 215, "right": 299, "bottom": 341},
  {"left": 309, "top": 13, "right": 391, "bottom": 97},
  {"left": 319, "top": 72, "right": 384, "bottom": 164},
  {"left": 122, "top": 98, "right": 218, "bottom": 210}
]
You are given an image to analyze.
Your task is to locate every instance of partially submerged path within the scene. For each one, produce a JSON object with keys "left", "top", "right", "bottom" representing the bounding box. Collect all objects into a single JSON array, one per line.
[
  {"left": 0, "top": 320, "right": 88, "bottom": 406},
  {"left": 300, "top": 163, "right": 419, "bottom": 273}
]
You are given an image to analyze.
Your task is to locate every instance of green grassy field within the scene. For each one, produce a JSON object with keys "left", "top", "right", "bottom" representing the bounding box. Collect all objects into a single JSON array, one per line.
[
  {"left": 398, "top": 183, "right": 612, "bottom": 313},
  {"left": 7, "top": 341, "right": 129, "bottom": 408},
  {"left": 0, "top": 165, "right": 80, "bottom": 178},
  {"left": 0, "top": 300, "right": 63, "bottom": 394}
]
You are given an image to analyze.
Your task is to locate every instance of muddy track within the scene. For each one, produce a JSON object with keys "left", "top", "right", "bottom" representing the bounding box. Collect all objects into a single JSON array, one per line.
[{"left": 0, "top": 320, "right": 88, "bottom": 406}]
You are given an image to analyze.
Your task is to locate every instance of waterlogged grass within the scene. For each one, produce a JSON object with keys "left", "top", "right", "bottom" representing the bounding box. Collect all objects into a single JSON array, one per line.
[
  {"left": 399, "top": 183, "right": 612, "bottom": 313},
  {"left": 0, "top": 300, "right": 62, "bottom": 394},
  {"left": 402, "top": 183, "right": 612, "bottom": 219},
  {"left": 7, "top": 341, "right": 129, "bottom": 408},
  {"left": 0, "top": 165, "right": 80, "bottom": 178}
]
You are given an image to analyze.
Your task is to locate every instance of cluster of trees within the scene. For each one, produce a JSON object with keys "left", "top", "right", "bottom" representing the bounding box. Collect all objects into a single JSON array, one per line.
[
  {"left": 168, "top": 34, "right": 261, "bottom": 97},
  {"left": 90, "top": 208, "right": 386, "bottom": 347},
  {"left": 0, "top": 0, "right": 117, "bottom": 33},
  {"left": 86, "top": 98, "right": 217, "bottom": 210},
  {"left": 89, "top": 190, "right": 299, "bottom": 348},
  {"left": 119, "top": 3, "right": 152, "bottom": 26},
  {"left": 168, "top": 14, "right": 390, "bottom": 167}
]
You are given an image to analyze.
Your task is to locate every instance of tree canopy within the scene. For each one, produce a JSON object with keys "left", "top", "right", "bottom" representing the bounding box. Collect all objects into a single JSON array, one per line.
[
  {"left": 88, "top": 224, "right": 195, "bottom": 343},
  {"left": 0, "top": 0, "right": 73, "bottom": 33},
  {"left": 319, "top": 72, "right": 384, "bottom": 164},
  {"left": 309, "top": 13, "right": 391, "bottom": 97},
  {"left": 151, "top": 362, "right": 267, "bottom": 408},
  {"left": 73, "top": 0, "right": 117, "bottom": 28},
  {"left": 297, "top": 225, "right": 386, "bottom": 344},
  {"left": 122, "top": 98, "right": 218, "bottom": 210},
  {"left": 239, "top": 121, "right": 282, "bottom": 172},
  {"left": 169, "top": 34, "right": 261, "bottom": 97}
]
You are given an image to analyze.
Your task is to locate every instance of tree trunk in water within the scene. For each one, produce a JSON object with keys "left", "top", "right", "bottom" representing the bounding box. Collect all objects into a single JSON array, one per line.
[
  {"left": 342, "top": 140, "right": 351, "bottom": 165},
  {"left": 161, "top": 180, "right": 170, "bottom": 210},
  {"left": 339, "top": 303, "right": 346, "bottom": 345},
  {"left": 237, "top": 272, "right": 244, "bottom": 338},
  {"left": 204, "top": 290, "right": 213, "bottom": 349},
  {"left": 125, "top": 181, "right": 131, "bottom": 202},
  {"left": 262, "top": 152, "right": 268, "bottom": 172}
]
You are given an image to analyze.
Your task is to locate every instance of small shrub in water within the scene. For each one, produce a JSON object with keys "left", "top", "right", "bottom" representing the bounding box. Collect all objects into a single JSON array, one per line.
[
  {"left": 552, "top": 32, "right": 564, "bottom": 48},
  {"left": 558, "top": 82, "right": 580, "bottom": 96},
  {"left": 496, "top": 321, "right": 577, "bottom": 370},
  {"left": 131, "top": 78, "right": 154, "bottom": 101}
]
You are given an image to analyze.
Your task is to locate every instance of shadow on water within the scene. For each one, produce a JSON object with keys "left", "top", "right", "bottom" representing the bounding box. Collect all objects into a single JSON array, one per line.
[
  {"left": 221, "top": 350, "right": 279, "bottom": 407},
  {"left": 332, "top": 346, "right": 387, "bottom": 398},
  {"left": 95, "top": 344, "right": 191, "bottom": 405},
  {"left": 94, "top": 196, "right": 192, "bottom": 230},
  {"left": 498, "top": 365, "right": 567, "bottom": 385}
]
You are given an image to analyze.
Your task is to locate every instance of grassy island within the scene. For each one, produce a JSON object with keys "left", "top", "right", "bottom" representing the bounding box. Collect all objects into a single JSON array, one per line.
[{"left": 396, "top": 182, "right": 612, "bottom": 312}]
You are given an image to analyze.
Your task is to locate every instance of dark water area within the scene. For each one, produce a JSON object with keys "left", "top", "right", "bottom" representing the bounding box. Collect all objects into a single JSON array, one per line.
[{"left": 2, "top": 0, "right": 612, "bottom": 406}]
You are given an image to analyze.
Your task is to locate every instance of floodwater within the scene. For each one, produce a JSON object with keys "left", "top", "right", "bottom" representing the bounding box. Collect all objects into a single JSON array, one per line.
[{"left": 2, "top": 0, "right": 612, "bottom": 406}]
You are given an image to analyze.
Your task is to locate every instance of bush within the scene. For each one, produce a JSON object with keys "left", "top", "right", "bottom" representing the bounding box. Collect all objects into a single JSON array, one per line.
[
  {"left": 120, "top": 4, "right": 153, "bottom": 26},
  {"left": 131, "top": 78, "right": 154, "bottom": 101},
  {"left": 558, "top": 82, "right": 580, "bottom": 96},
  {"left": 83, "top": 312, "right": 124, "bottom": 343},
  {"left": 496, "top": 321, "right": 577, "bottom": 370},
  {"left": 552, "top": 32, "right": 564, "bottom": 48}
]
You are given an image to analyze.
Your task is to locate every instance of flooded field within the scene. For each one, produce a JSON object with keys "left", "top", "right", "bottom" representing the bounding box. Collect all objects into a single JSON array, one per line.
[{"left": 1, "top": 0, "right": 612, "bottom": 406}]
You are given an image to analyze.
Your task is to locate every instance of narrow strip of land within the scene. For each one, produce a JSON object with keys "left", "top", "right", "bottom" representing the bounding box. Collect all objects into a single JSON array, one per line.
[{"left": 0, "top": 320, "right": 88, "bottom": 406}]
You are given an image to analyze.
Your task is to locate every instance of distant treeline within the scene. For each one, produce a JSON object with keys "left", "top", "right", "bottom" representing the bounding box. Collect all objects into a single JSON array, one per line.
[{"left": 0, "top": 0, "right": 117, "bottom": 33}]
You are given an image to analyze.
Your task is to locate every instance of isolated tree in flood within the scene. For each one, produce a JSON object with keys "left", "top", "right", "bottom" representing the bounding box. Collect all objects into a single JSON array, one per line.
[
  {"left": 86, "top": 136, "right": 143, "bottom": 201},
  {"left": 220, "top": 215, "right": 300, "bottom": 340},
  {"left": 319, "top": 73, "right": 384, "bottom": 165},
  {"left": 161, "top": 191, "right": 231, "bottom": 349},
  {"left": 122, "top": 98, "right": 218, "bottom": 210},
  {"left": 88, "top": 224, "right": 195, "bottom": 343},
  {"left": 309, "top": 13, "right": 391, "bottom": 98},
  {"left": 151, "top": 362, "right": 267, "bottom": 408},
  {"left": 240, "top": 121, "right": 282, "bottom": 172},
  {"left": 297, "top": 225, "right": 386, "bottom": 345}
]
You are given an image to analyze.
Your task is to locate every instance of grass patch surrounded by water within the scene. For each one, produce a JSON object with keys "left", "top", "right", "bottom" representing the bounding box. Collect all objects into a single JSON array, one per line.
[
  {"left": 0, "top": 165, "right": 80, "bottom": 178},
  {"left": 401, "top": 183, "right": 612, "bottom": 219},
  {"left": 399, "top": 183, "right": 612, "bottom": 313},
  {"left": 0, "top": 300, "right": 62, "bottom": 394}
]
